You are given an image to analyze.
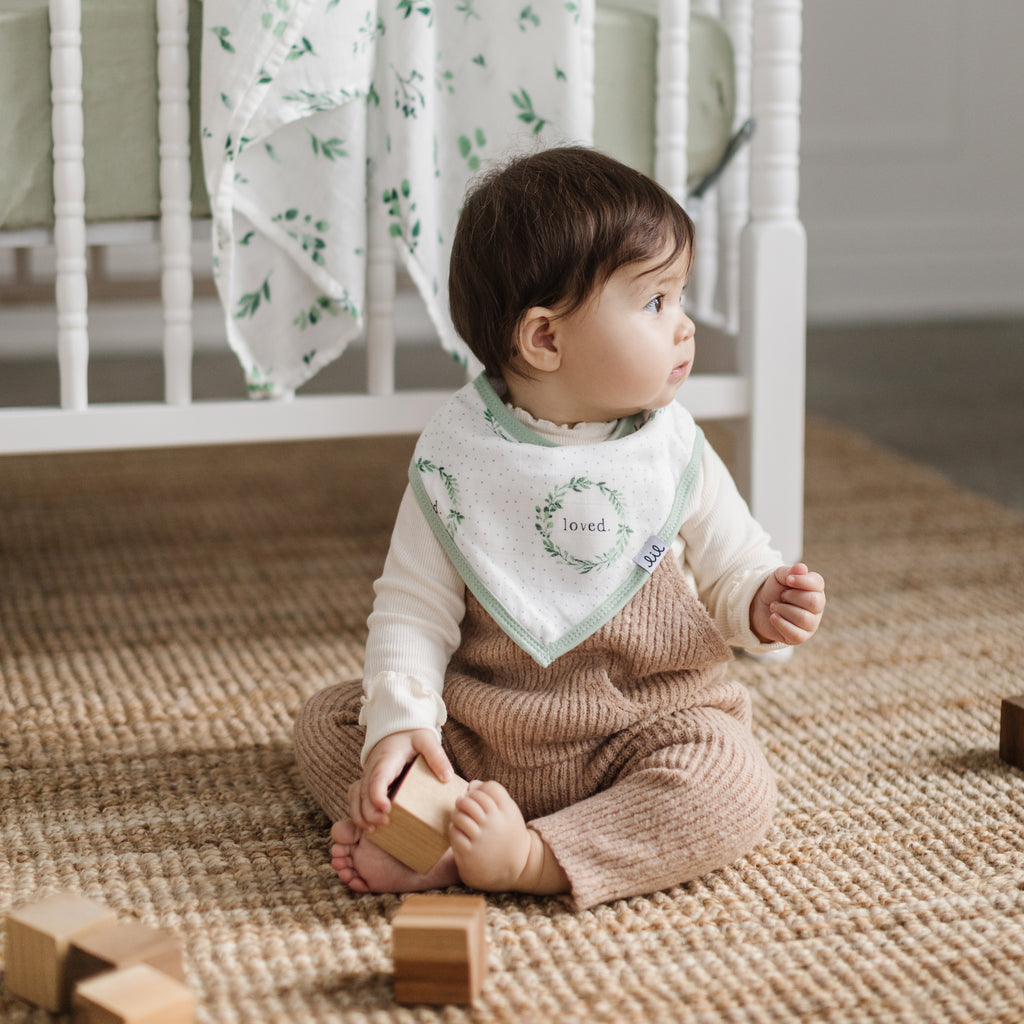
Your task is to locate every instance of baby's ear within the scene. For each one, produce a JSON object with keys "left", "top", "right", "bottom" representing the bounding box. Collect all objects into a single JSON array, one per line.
[{"left": 515, "top": 307, "right": 562, "bottom": 372}]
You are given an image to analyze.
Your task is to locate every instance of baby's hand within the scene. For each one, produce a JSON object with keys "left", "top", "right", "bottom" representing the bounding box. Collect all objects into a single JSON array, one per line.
[
  {"left": 348, "top": 729, "right": 453, "bottom": 832},
  {"left": 750, "top": 563, "right": 826, "bottom": 646}
]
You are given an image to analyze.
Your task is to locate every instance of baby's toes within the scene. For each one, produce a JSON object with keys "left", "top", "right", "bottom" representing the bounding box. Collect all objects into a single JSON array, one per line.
[{"left": 331, "top": 819, "right": 361, "bottom": 844}]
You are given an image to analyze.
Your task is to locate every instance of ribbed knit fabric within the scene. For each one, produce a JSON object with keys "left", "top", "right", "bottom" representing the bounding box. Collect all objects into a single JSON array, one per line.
[{"left": 293, "top": 554, "right": 777, "bottom": 909}]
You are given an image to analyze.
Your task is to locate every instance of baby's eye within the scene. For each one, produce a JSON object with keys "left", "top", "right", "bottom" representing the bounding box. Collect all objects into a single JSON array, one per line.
[{"left": 644, "top": 295, "right": 664, "bottom": 313}]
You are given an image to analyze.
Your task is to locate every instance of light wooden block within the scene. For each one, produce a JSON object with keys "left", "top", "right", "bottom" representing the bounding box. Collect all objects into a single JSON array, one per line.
[
  {"left": 1000, "top": 694, "right": 1024, "bottom": 770},
  {"left": 72, "top": 964, "right": 195, "bottom": 1024},
  {"left": 367, "top": 755, "right": 470, "bottom": 874},
  {"left": 67, "top": 920, "right": 186, "bottom": 993},
  {"left": 392, "top": 894, "right": 488, "bottom": 1005},
  {"left": 4, "top": 893, "right": 118, "bottom": 1012}
]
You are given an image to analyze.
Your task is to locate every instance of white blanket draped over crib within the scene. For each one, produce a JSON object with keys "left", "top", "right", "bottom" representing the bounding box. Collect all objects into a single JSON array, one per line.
[{"left": 201, "top": 0, "right": 593, "bottom": 398}]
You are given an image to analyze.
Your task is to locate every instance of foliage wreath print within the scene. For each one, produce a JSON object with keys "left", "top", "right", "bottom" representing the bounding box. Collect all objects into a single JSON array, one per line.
[
  {"left": 416, "top": 458, "right": 464, "bottom": 538},
  {"left": 535, "top": 477, "right": 633, "bottom": 574}
]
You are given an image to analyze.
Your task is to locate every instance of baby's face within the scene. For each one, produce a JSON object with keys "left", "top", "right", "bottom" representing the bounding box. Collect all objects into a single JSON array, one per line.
[{"left": 549, "top": 246, "right": 695, "bottom": 423}]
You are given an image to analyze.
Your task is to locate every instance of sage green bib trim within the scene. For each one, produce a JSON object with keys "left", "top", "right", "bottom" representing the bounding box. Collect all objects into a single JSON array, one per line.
[
  {"left": 472, "top": 373, "right": 642, "bottom": 446},
  {"left": 408, "top": 386, "right": 706, "bottom": 667}
]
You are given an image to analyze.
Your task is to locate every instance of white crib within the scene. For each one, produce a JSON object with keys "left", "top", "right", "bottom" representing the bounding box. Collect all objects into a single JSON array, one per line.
[{"left": 0, "top": 0, "right": 806, "bottom": 562}]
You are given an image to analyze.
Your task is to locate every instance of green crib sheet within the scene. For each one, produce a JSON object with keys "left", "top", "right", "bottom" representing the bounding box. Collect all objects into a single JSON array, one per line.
[
  {"left": 0, "top": 0, "right": 733, "bottom": 232},
  {"left": 0, "top": 0, "right": 209, "bottom": 231}
]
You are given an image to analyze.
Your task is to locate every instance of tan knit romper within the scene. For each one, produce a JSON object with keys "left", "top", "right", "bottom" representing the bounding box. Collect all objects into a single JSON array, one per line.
[{"left": 294, "top": 553, "right": 777, "bottom": 909}]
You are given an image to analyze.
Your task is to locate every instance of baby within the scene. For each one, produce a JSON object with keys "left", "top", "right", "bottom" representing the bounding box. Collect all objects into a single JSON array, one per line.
[{"left": 294, "top": 147, "right": 825, "bottom": 909}]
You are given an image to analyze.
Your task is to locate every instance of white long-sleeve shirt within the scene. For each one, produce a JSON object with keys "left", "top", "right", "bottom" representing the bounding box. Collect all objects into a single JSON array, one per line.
[{"left": 358, "top": 406, "right": 785, "bottom": 762}]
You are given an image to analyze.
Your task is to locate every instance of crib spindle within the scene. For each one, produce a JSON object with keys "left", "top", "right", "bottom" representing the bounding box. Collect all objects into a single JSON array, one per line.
[
  {"left": 688, "top": 0, "right": 719, "bottom": 323},
  {"left": 366, "top": 181, "right": 396, "bottom": 396},
  {"left": 749, "top": 0, "right": 801, "bottom": 223},
  {"left": 654, "top": 0, "right": 690, "bottom": 202},
  {"left": 157, "top": 0, "right": 194, "bottom": 406},
  {"left": 50, "top": 0, "right": 89, "bottom": 411},
  {"left": 719, "top": 0, "right": 753, "bottom": 332}
]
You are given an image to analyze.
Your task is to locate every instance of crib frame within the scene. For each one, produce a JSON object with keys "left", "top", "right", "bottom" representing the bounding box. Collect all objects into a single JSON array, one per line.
[{"left": 0, "top": 0, "right": 806, "bottom": 562}]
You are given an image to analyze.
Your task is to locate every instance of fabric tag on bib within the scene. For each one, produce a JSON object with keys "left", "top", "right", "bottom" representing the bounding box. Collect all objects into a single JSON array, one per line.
[{"left": 633, "top": 535, "right": 670, "bottom": 575}]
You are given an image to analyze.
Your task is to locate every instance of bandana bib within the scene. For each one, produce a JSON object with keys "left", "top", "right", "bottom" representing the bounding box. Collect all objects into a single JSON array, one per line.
[{"left": 409, "top": 375, "right": 704, "bottom": 666}]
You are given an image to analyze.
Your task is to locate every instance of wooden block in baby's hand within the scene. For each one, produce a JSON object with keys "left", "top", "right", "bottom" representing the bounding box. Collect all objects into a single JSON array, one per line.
[
  {"left": 72, "top": 963, "right": 196, "bottom": 1024},
  {"left": 392, "top": 894, "right": 488, "bottom": 1005},
  {"left": 4, "top": 893, "right": 118, "bottom": 1012},
  {"left": 366, "top": 755, "right": 470, "bottom": 874},
  {"left": 1000, "top": 694, "right": 1024, "bottom": 771},
  {"left": 67, "top": 919, "right": 186, "bottom": 992}
]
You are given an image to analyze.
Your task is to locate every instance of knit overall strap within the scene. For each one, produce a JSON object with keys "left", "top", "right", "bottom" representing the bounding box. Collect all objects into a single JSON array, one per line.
[{"left": 443, "top": 550, "right": 735, "bottom": 773}]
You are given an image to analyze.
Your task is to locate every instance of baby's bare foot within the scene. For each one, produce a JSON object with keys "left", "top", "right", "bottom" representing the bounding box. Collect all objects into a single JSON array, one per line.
[
  {"left": 449, "top": 782, "right": 569, "bottom": 895},
  {"left": 329, "top": 820, "right": 459, "bottom": 894}
]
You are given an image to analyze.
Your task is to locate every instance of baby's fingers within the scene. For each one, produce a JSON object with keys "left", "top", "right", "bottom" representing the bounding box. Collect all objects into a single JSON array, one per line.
[
  {"left": 769, "top": 607, "right": 818, "bottom": 645},
  {"left": 783, "top": 566, "right": 825, "bottom": 593},
  {"left": 781, "top": 584, "right": 826, "bottom": 615},
  {"left": 771, "top": 601, "right": 819, "bottom": 633}
]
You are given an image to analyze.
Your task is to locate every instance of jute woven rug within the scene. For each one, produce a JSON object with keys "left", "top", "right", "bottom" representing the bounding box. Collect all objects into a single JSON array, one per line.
[{"left": 2, "top": 419, "right": 1023, "bottom": 1023}]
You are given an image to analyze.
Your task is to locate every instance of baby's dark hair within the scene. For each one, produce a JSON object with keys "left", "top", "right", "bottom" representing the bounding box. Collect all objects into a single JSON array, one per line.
[{"left": 448, "top": 146, "right": 694, "bottom": 377}]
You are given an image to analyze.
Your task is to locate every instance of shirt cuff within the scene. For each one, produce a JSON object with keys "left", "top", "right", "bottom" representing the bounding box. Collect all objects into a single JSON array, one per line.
[{"left": 359, "top": 671, "right": 448, "bottom": 765}]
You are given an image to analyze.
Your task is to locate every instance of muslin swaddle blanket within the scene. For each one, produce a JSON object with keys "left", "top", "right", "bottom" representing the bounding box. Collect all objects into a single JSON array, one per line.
[{"left": 201, "top": 0, "right": 593, "bottom": 397}]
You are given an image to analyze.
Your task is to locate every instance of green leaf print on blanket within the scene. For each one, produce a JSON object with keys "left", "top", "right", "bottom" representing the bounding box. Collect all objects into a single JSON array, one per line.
[
  {"left": 383, "top": 181, "right": 421, "bottom": 253},
  {"left": 518, "top": 6, "right": 541, "bottom": 31},
  {"left": 355, "top": 12, "right": 385, "bottom": 53},
  {"left": 511, "top": 89, "right": 549, "bottom": 135},
  {"left": 293, "top": 293, "right": 357, "bottom": 331},
  {"left": 235, "top": 276, "right": 271, "bottom": 319},
  {"left": 272, "top": 209, "right": 330, "bottom": 267},
  {"left": 397, "top": 0, "right": 433, "bottom": 25},
  {"left": 458, "top": 129, "right": 487, "bottom": 170},
  {"left": 287, "top": 36, "right": 317, "bottom": 61},
  {"left": 211, "top": 26, "right": 235, "bottom": 53},
  {"left": 308, "top": 133, "right": 349, "bottom": 161},
  {"left": 261, "top": 0, "right": 291, "bottom": 37},
  {"left": 394, "top": 67, "right": 427, "bottom": 119},
  {"left": 283, "top": 88, "right": 365, "bottom": 114}
]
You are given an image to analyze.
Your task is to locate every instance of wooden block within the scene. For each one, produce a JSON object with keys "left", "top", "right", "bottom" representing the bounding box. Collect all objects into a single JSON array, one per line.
[
  {"left": 4, "top": 893, "right": 118, "bottom": 1012},
  {"left": 392, "top": 894, "right": 488, "bottom": 1005},
  {"left": 67, "top": 920, "right": 186, "bottom": 993},
  {"left": 367, "top": 755, "right": 470, "bottom": 874},
  {"left": 1000, "top": 693, "right": 1024, "bottom": 770},
  {"left": 72, "top": 963, "right": 195, "bottom": 1024}
]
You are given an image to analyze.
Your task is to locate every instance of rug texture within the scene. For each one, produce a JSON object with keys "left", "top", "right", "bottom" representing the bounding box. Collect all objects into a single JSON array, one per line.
[{"left": 2, "top": 419, "right": 1023, "bottom": 1023}]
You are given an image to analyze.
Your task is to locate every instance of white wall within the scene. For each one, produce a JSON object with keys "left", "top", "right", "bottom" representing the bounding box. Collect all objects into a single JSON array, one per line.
[{"left": 800, "top": 0, "right": 1024, "bottom": 323}]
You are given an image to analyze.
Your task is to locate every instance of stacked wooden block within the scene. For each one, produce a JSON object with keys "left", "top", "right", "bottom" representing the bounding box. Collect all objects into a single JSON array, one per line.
[{"left": 4, "top": 893, "right": 193, "bottom": 1023}]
